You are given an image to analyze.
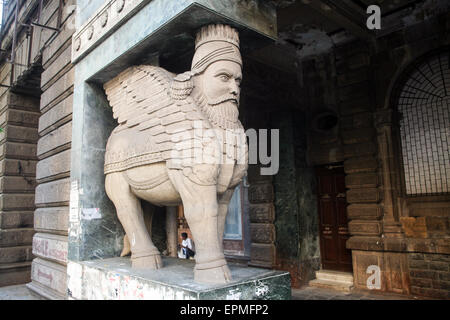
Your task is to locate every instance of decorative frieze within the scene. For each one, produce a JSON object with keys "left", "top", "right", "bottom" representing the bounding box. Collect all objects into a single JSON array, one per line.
[{"left": 71, "top": 0, "right": 152, "bottom": 63}]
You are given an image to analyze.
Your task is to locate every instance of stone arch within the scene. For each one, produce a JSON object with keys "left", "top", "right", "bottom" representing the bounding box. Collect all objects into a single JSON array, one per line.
[{"left": 388, "top": 46, "right": 450, "bottom": 196}]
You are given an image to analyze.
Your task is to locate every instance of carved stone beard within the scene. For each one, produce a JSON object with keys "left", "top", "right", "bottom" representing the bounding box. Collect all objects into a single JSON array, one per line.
[{"left": 193, "top": 90, "right": 242, "bottom": 130}]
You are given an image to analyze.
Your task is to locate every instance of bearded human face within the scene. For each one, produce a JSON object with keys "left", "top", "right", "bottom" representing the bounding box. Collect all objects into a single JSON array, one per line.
[
  {"left": 201, "top": 60, "right": 242, "bottom": 106},
  {"left": 193, "top": 60, "right": 243, "bottom": 126}
]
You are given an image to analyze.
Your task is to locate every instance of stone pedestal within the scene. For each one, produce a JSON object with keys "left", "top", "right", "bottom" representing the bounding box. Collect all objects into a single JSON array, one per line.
[{"left": 67, "top": 257, "right": 291, "bottom": 300}]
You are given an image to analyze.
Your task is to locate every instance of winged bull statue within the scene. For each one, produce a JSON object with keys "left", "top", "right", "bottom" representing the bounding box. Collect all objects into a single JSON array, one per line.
[{"left": 103, "top": 24, "right": 248, "bottom": 284}]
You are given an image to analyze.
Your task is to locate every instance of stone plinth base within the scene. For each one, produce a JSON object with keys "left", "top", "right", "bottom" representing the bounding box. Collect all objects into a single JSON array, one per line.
[
  {"left": 0, "top": 262, "right": 31, "bottom": 287},
  {"left": 67, "top": 257, "right": 291, "bottom": 300}
]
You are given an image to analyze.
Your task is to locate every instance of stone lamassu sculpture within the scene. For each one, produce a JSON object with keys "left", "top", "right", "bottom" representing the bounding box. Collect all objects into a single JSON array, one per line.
[{"left": 103, "top": 24, "right": 248, "bottom": 284}]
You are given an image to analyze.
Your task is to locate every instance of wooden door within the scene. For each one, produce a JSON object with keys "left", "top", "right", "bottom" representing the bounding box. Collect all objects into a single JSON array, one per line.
[{"left": 316, "top": 166, "right": 352, "bottom": 272}]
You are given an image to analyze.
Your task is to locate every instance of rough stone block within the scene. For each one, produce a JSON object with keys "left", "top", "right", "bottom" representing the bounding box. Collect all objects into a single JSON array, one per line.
[
  {"left": 0, "top": 245, "right": 33, "bottom": 263},
  {"left": 339, "top": 97, "right": 372, "bottom": 116},
  {"left": 338, "top": 82, "right": 370, "bottom": 103},
  {"left": 344, "top": 156, "right": 378, "bottom": 174},
  {"left": 0, "top": 159, "right": 37, "bottom": 176},
  {"left": 410, "top": 277, "right": 432, "bottom": 288},
  {"left": 408, "top": 259, "right": 429, "bottom": 270},
  {"left": 1, "top": 125, "right": 38, "bottom": 143},
  {"left": 250, "top": 223, "right": 275, "bottom": 243},
  {"left": 0, "top": 261, "right": 32, "bottom": 287},
  {"left": 346, "top": 236, "right": 383, "bottom": 251},
  {"left": 348, "top": 220, "right": 382, "bottom": 236},
  {"left": 347, "top": 204, "right": 382, "bottom": 220},
  {"left": 346, "top": 188, "right": 380, "bottom": 203},
  {"left": 410, "top": 270, "right": 438, "bottom": 280},
  {"left": 31, "top": 258, "right": 67, "bottom": 296},
  {"left": 38, "top": 94, "right": 73, "bottom": 135},
  {"left": 35, "top": 178, "right": 70, "bottom": 205},
  {"left": 0, "top": 142, "right": 38, "bottom": 160},
  {"left": 248, "top": 183, "right": 274, "bottom": 204},
  {"left": 401, "top": 217, "right": 427, "bottom": 238},
  {"left": 337, "top": 67, "right": 369, "bottom": 87},
  {"left": 40, "top": 68, "right": 74, "bottom": 111},
  {"left": 247, "top": 165, "right": 273, "bottom": 184},
  {"left": 0, "top": 176, "right": 36, "bottom": 192},
  {"left": 345, "top": 173, "right": 378, "bottom": 188},
  {"left": 36, "top": 149, "right": 71, "bottom": 181},
  {"left": 250, "top": 243, "right": 275, "bottom": 267},
  {"left": 0, "top": 228, "right": 34, "bottom": 247},
  {"left": 42, "top": 12, "right": 75, "bottom": 66},
  {"left": 32, "top": 233, "right": 68, "bottom": 265},
  {"left": 0, "top": 211, "right": 34, "bottom": 229},
  {"left": 429, "top": 261, "right": 449, "bottom": 272},
  {"left": 41, "top": 45, "right": 72, "bottom": 90},
  {"left": 7, "top": 93, "right": 40, "bottom": 110},
  {"left": 342, "top": 128, "right": 374, "bottom": 145},
  {"left": 249, "top": 203, "right": 275, "bottom": 223},
  {"left": 340, "top": 112, "right": 373, "bottom": 130},
  {"left": 37, "top": 121, "right": 72, "bottom": 158},
  {"left": 410, "top": 286, "right": 448, "bottom": 299},
  {"left": 309, "top": 144, "right": 344, "bottom": 165},
  {"left": 34, "top": 207, "right": 69, "bottom": 234},
  {"left": 409, "top": 253, "right": 424, "bottom": 260},
  {"left": 0, "top": 194, "right": 35, "bottom": 210},
  {"left": 0, "top": 109, "right": 40, "bottom": 127},
  {"left": 343, "top": 142, "right": 376, "bottom": 158}
]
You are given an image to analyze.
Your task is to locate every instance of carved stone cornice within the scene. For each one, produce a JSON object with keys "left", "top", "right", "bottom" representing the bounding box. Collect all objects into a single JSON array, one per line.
[{"left": 71, "top": 0, "right": 152, "bottom": 63}]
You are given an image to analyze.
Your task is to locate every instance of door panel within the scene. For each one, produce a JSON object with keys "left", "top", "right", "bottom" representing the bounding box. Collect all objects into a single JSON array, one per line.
[{"left": 316, "top": 165, "right": 352, "bottom": 272}]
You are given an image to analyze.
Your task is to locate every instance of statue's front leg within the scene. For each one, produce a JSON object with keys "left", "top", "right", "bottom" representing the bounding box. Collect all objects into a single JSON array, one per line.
[{"left": 168, "top": 168, "right": 231, "bottom": 284}]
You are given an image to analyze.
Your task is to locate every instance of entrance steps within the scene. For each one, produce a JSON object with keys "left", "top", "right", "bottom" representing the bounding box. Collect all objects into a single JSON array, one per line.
[{"left": 309, "top": 270, "right": 354, "bottom": 293}]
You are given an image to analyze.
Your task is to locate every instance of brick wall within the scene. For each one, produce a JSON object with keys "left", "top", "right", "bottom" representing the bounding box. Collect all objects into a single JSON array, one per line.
[{"left": 408, "top": 253, "right": 450, "bottom": 299}]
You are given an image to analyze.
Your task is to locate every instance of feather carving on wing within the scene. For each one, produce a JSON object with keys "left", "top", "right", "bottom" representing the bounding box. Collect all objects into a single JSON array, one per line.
[{"left": 103, "top": 65, "right": 219, "bottom": 177}]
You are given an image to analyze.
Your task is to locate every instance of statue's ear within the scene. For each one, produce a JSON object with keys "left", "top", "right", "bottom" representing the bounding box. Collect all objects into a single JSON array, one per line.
[{"left": 170, "top": 71, "right": 196, "bottom": 100}]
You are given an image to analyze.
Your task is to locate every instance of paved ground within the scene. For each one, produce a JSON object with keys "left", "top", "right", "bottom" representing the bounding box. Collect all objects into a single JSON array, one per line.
[
  {"left": 0, "top": 284, "right": 427, "bottom": 300},
  {"left": 0, "top": 284, "right": 43, "bottom": 300},
  {"left": 292, "top": 286, "right": 421, "bottom": 300}
]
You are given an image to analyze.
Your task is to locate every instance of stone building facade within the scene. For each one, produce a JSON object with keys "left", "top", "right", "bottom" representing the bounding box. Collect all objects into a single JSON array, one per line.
[{"left": 0, "top": 0, "right": 448, "bottom": 299}]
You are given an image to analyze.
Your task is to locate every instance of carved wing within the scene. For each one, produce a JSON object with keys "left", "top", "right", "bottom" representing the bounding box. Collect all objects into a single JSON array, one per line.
[
  {"left": 103, "top": 65, "right": 217, "bottom": 175},
  {"left": 104, "top": 65, "right": 174, "bottom": 129}
]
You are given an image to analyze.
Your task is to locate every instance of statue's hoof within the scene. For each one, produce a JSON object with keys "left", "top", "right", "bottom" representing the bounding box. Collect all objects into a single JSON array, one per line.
[
  {"left": 194, "top": 264, "right": 232, "bottom": 284},
  {"left": 132, "top": 254, "right": 162, "bottom": 269}
]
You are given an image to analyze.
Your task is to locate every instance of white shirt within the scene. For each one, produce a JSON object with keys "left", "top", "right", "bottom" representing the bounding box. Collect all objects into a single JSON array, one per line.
[{"left": 182, "top": 238, "right": 194, "bottom": 251}]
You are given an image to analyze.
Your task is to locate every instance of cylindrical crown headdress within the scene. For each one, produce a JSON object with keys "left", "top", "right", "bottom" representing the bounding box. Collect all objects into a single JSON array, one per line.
[{"left": 191, "top": 24, "right": 242, "bottom": 73}]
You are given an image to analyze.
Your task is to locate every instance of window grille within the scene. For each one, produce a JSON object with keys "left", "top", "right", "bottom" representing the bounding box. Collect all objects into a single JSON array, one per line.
[{"left": 396, "top": 48, "right": 450, "bottom": 196}]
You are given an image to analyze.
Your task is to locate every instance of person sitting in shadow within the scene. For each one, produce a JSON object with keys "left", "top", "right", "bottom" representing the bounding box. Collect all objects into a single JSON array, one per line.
[{"left": 178, "top": 232, "right": 195, "bottom": 260}]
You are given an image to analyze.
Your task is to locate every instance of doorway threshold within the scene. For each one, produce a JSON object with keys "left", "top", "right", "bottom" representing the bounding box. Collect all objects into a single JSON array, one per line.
[{"left": 309, "top": 269, "right": 354, "bottom": 293}]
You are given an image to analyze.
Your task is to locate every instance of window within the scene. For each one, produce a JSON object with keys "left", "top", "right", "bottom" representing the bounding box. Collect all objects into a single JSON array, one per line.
[
  {"left": 223, "top": 184, "right": 243, "bottom": 240},
  {"left": 396, "top": 49, "right": 450, "bottom": 196}
]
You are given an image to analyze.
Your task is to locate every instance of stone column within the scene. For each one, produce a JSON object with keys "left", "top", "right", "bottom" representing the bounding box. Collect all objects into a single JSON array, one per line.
[
  {"left": 375, "top": 109, "right": 404, "bottom": 239},
  {"left": 165, "top": 206, "right": 178, "bottom": 257}
]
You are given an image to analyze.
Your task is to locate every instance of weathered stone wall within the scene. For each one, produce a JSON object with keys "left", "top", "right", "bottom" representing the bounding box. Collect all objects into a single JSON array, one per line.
[
  {"left": 271, "top": 111, "right": 320, "bottom": 288},
  {"left": 0, "top": 90, "right": 39, "bottom": 286},
  {"left": 301, "top": 9, "right": 450, "bottom": 298},
  {"left": 26, "top": 0, "right": 76, "bottom": 299}
]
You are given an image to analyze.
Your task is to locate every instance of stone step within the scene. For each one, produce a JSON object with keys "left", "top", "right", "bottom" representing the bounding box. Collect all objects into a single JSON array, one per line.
[
  {"left": 308, "top": 279, "right": 354, "bottom": 293},
  {"left": 26, "top": 281, "right": 65, "bottom": 300},
  {"left": 315, "top": 269, "right": 354, "bottom": 284},
  {"left": 0, "top": 261, "right": 31, "bottom": 287}
]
